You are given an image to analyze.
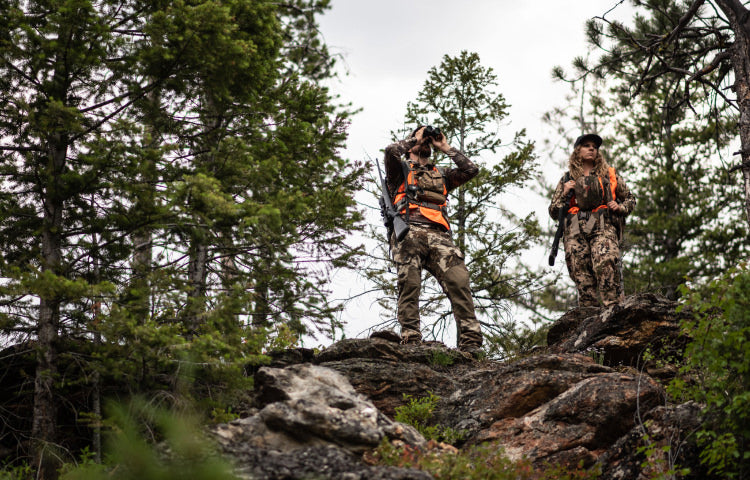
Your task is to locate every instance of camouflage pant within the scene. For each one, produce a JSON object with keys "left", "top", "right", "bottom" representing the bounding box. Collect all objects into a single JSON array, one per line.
[
  {"left": 390, "top": 223, "right": 482, "bottom": 349},
  {"left": 563, "top": 215, "right": 624, "bottom": 307}
]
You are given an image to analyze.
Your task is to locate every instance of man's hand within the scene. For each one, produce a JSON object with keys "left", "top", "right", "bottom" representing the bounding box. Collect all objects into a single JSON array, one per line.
[
  {"left": 431, "top": 136, "right": 450, "bottom": 153},
  {"left": 413, "top": 126, "right": 450, "bottom": 153},
  {"left": 413, "top": 126, "right": 426, "bottom": 143}
]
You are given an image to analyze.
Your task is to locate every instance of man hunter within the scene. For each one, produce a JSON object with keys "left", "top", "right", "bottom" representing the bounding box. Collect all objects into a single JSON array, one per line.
[{"left": 384, "top": 126, "right": 482, "bottom": 353}]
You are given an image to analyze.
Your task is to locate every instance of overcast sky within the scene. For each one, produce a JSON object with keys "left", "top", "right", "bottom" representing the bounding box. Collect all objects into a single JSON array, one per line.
[{"left": 314, "top": 0, "right": 633, "bottom": 345}]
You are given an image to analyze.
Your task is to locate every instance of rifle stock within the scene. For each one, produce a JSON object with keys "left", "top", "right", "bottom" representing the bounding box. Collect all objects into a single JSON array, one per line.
[
  {"left": 376, "top": 158, "right": 409, "bottom": 242},
  {"left": 548, "top": 174, "right": 572, "bottom": 266},
  {"left": 548, "top": 212, "right": 565, "bottom": 266}
]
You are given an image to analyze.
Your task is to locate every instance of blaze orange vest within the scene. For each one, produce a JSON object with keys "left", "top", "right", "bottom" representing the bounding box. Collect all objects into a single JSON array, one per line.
[
  {"left": 393, "top": 163, "right": 450, "bottom": 230},
  {"left": 567, "top": 167, "right": 617, "bottom": 215}
]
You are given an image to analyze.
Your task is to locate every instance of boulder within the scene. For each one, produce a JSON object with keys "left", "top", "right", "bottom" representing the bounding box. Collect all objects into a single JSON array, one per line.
[
  {"left": 597, "top": 402, "right": 711, "bottom": 479},
  {"left": 212, "top": 364, "right": 425, "bottom": 455},
  {"left": 432, "top": 354, "right": 614, "bottom": 434},
  {"left": 473, "top": 372, "right": 664, "bottom": 468},
  {"left": 317, "top": 338, "right": 469, "bottom": 418},
  {"left": 546, "top": 293, "right": 691, "bottom": 370}
]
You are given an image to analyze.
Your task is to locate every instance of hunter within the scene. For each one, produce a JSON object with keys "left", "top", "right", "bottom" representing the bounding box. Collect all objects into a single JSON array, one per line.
[
  {"left": 384, "top": 125, "right": 482, "bottom": 353},
  {"left": 549, "top": 134, "right": 636, "bottom": 307}
]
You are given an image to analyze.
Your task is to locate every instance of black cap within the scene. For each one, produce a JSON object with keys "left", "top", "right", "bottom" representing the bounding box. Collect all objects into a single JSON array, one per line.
[{"left": 574, "top": 133, "right": 603, "bottom": 149}]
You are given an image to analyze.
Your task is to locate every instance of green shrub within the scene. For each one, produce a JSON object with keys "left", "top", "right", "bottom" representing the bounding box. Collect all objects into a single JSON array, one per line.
[
  {"left": 394, "top": 393, "right": 466, "bottom": 445},
  {"left": 635, "top": 426, "right": 691, "bottom": 480},
  {"left": 0, "top": 463, "right": 33, "bottom": 480},
  {"left": 59, "top": 397, "right": 238, "bottom": 480},
  {"left": 671, "top": 264, "right": 750, "bottom": 479},
  {"left": 428, "top": 349, "right": 456, "bottom": 367},
  {"left": 373, "top": 440, "right": 600, "bottom": 479}
]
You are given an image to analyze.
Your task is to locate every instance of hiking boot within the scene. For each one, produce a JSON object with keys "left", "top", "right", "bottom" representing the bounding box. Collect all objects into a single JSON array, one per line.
[
  {"left": 400, "top": 334, "right": 422, "bottom": 345},
  {"left": 370, "top": 330, "right": 401, "bottom": 343},
  {"left": 459, "top": 345, "right": 485, "bottom": 360}
]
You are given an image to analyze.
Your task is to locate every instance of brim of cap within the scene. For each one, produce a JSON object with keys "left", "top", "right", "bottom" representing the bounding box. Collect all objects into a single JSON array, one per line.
[{"left": 576, "top": 134, "right": 602, "bottom": 148}]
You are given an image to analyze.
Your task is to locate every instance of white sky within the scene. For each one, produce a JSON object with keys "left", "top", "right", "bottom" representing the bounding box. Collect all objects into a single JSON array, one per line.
[{"left": 313, "top": 0, "right": 634, "bottom": 346}]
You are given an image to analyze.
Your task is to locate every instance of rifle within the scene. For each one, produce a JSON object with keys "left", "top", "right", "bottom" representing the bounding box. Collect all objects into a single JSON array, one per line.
[
  {"left": 375, "top": 157, "right": 410, "bottom": 242},
  {"left": 548, "top": 173, "right": 572, "bottom": 266}
]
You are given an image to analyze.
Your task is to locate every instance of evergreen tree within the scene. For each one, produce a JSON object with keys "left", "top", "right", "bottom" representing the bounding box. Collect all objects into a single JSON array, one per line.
[
  {"left": 606, "top": 80, "right": 747, "bottom": 298},
  {"left": 0, "top": 2, "right": 162, "bottom": 475},
  {"left": 365, "top": 51, "right": 542, "bottom": 356},
  {"left": 136, "top": 0, "right": 364, "bottom": 340},
  {"left": 0, "top": 1, "right": 363, "bottom": 475}
]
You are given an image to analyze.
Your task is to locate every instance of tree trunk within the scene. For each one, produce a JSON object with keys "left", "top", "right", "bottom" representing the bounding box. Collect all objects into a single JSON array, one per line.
[
  {"left": 32, "top": 142, "right": 66, "bottom": 480},
  {"left": 91, "top": 217, "right": 102, "bottom": 463},
  {"left": 130, "top": 159, "right": 154, "bottom": 321},
  {"left": 184, "top": 95, "right": 226, "bottom": 334},
  {"left": 130, "top": 89, "right": 160, "bottom": 322},
  {"left": 33, "top": 299, "right": 59, "bottom": 480},
  {"left": 186, "top": 238, "right": 209, "bottom": 333},
  {"left": 455, "top": 120, "right": 467, "bottom": 344},
  {"left": 219, "top": 234, "right": 241, "bottom": 325},
  {"left": 131, "top": 229, "right": 152, "bottom": 319},
  {"left": 716, "top": 0, "right": 750, "bottom": 226},
  {"left": 252, "top": 245, "right": 272, "bottom": 329}
]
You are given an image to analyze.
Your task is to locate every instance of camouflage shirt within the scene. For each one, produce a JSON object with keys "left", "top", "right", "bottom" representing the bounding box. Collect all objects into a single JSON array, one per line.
[
  {"left": 384, "top": 138, "right": 478, "bottom": 195},
  {"left": 548, "top": 171, "right": 636, "bottom": 220}
]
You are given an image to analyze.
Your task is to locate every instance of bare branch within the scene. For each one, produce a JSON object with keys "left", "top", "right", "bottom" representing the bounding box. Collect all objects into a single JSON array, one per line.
[
  {"left": 666, "top": 0, "right": 707, "bottom": 44},
  {"left": 689, "top": 50, "right": 732, "bottom": 80},
  {"left": 0, "top": 145, "right": 42, "bottom": 153}
]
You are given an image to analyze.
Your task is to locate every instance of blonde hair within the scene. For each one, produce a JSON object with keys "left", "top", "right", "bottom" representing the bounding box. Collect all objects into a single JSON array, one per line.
[{"left": 568, "top": 145, "right": 610, "bottom": 180}]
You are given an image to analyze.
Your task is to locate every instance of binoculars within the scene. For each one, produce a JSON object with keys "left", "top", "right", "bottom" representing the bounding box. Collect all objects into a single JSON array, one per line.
[{"left": 422, "top": 125, "right": 443, "bottom": 142}]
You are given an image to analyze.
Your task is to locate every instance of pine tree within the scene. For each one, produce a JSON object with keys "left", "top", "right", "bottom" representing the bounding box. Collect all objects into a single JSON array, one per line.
[
  {"left": 0, "top": 2, "right": 163, "bottom": 475},
  {"left": 134, "top": 0, "right": 364, "bottom": 341},
  {"left": 607, "top": 81, "right": 747, "bottom": 298},
  {"left": 0, "top": 1, "right": 363, "bottom": 475}
]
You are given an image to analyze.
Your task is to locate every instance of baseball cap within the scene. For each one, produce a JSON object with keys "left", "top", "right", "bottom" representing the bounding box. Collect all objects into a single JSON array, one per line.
[{"left": 574, "top": 133, "right": 603, "bottom": 149}]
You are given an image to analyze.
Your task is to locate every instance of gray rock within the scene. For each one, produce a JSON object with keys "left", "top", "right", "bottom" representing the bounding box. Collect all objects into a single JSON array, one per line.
[
  {"left": 226, "top": 446, "right": 433, "bottom": 480},
  {"left": 212, "top": 363, "right": 426, "bottom": 478}
]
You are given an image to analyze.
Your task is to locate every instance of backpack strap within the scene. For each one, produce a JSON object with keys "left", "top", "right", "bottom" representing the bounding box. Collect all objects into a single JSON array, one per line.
[
  {"left": 396, "top": 160, "right": 412, "bottom": 223},
  {"left": 607, "top": 167, "right": 617, "bottom": 203},
  {"left": 606, "top": 167, "right": 625, "bottom": 242},
  {"left": 561, "top": 172, "right": 573, "bottom": 212}
]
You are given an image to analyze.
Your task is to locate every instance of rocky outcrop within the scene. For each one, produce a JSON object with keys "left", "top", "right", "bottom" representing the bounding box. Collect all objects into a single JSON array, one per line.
[
  {"left": 597, "top": 402, "right": 709, "bottom": 479},
  {"left": 213, "top": 294, "right": 708, "bottom": 479},
  {"left": 315, "top": 344, "right": 667, "bottom": 469},
  {"left": 215, "top": 364, "right": 425, "bottom": 453},
  {"left": 547, "top": 293, "right": 691, "bottom": 372}
]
